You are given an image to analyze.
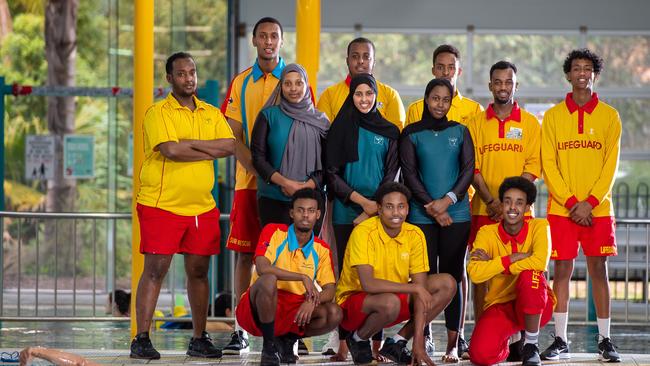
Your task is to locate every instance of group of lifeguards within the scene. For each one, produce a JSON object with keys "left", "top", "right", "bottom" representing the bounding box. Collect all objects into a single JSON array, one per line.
[{"left": 129, "top": 15, "right": 622, "bottom": 366}]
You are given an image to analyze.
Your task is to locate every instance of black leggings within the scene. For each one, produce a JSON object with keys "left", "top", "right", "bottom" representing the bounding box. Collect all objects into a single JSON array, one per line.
[
  {"left": 416, "top": 222, "right": 470, "bottom": 332},
  {"left": 258, "top": 196, "right": 323, "bottom": 235}
]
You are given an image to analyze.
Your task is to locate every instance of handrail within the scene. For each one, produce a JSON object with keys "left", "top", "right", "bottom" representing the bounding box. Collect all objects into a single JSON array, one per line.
[{"left": 0, "top": 211, "right": 230, "bottom": 220}]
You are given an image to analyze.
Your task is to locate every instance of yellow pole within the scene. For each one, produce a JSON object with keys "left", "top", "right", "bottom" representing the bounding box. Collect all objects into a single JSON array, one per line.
[
  {"left": 131, "top": 0, "right": 154, "bottom": 338},
  {"left": 295, "top": 1, "right": 320, "bottom": 352},
  {"left": 295, "top": 0, "right": 321, "bottom": 92}
]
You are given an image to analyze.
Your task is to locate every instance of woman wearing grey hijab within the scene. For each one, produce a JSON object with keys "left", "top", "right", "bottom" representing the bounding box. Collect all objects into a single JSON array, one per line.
[{"left": 251, "top": 63, "right": 330, "bottom": 226}]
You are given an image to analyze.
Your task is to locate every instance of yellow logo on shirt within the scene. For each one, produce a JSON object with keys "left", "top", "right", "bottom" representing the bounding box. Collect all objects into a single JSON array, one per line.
[
  {"left": 600, "top": 246, "right": 616, "bottom": 255},
  {"left": 551, "top": 249, "right": 558, "bottom": 259}
]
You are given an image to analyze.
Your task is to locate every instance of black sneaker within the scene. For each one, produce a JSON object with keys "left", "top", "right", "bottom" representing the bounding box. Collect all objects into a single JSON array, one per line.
[
  {"left": 379, "top": 337, "right": 412, "bottom": 364},
  {"left": 297, "top": 338, "right": 309, "bottom": 355},
  {"left": 506, "top": 339, "right": 523, "bottom": 362},
  {"left": 223, "top": 330, "right": 250, "bottom": 355},
  {"left": 260, "top": 340, "right": 281, "bottom": 366},
  {"left": 598, "top": 336, "right": 621, "bottom": 363},
  {"left": 540, "top": 335, "right": 570, "bottom": 360},
  {"left": 346, "top": 333, "right": 375, "bottom": 365},
  {"left": 425, "top": 335, "right": 435, "bottom": 358},
  {"left": 521, "top": 343, "right": 542, "bottom": 366},
  {"left": 458, "top": 336, "right": 470, "bottom": 360},
  {"left": 276, "top": 335, "right": 298, "bottom": 364},
  {"left": 187, "top": 331, "right": 222, "bottom": 358},
  {"left": 130, "top": 332, "right": 161, "bottom": 360}
]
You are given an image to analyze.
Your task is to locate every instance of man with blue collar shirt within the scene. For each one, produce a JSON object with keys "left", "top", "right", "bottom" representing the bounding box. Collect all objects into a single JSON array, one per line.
[
  {"left": 221, "top": 16, "right": 286, "bottom": 354},
  {"left": 235, "top": 188, "right": 341, "bottom": 366}
]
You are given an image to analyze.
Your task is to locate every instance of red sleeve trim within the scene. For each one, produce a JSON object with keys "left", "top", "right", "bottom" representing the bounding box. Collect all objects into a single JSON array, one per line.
[
  {"left": 474, "top": 169, "right": 481, "bottom": 175},
  {"left": 220, "top": 76, "right": 237, "bottom": 113},
  {"left": 501, "top": 255, "right": 512, "bottom": 275},
  {"left": 586, "top": 195, "right": 600, "bottom": 209},
  {"left": 564, "top": 196, "right": 579, "bottom": 209}
]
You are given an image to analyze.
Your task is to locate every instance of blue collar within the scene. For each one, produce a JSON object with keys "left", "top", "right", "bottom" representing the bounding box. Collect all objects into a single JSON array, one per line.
[
  {"left": 251, "top": 57, "right": 285, "bottom": 82},
  {"left": 287, "top": 224, "right": 315, "bottom": 258}
]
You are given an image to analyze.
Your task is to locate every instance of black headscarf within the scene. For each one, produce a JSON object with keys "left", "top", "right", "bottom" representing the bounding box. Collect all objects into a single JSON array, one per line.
[
  {"left": 326, "top": 74, "right": 400, "bottom": 168},
  {"left": 404, "top": 78, "right": 458, "bottom": 135}
]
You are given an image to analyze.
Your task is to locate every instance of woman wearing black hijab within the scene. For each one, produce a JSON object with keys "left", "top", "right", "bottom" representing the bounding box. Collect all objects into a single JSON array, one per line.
[
  {"left": 400, "top": 78, "right": 475, "bottom": 363},
  {"left": 325, "top": 73, "right": 400, "bottom": 361}
]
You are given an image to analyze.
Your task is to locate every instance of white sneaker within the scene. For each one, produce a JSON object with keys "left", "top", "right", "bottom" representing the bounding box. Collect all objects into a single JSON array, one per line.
[{"left": 321, "top": 329, "right": 339, "bottom": 355}]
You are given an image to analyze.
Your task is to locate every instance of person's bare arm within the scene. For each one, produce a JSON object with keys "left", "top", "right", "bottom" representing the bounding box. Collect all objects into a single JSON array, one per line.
[
  {"left": 227, "top": 118, "right": 257, "bottom": 174},
  {"left": 182, "top": 138, "right": 235, "bottom": 159},
  {"left": 473, "top": 172, "right": 502, "bottom": 221},
  {"left": 255, "top": 256, "right": 319, "bottom": 303},
  {"left": 20, "top": 347, "right": 99, "bottom": 366},
  {"left": 356, "top": 265, "right": 428, "bottom": 298},
  {"left": 157, "top": 141, "right": 214, "bottom": 162}
]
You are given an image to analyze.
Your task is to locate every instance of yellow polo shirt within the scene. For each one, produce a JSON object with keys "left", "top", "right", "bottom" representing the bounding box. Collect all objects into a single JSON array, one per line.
[
  {"left": 253, "top": 223, "right": 335, "bottom": 295},
  {"left": 335, "top": 216, "right": 429, "bottom": 305},
  {"left": 137, "top": 93, "right": 235, "bottom": 216},
  {"left": 405, "top": 91, "right": 483, "bottom": 127},
  {"left": 222, "top": 58, "right": 285, "bottom": 190},
  {"left": 541, "top": 93, "right": 621, "bottom": 217},
  {"left": 468, "top": 219, "right": 554, "bottom": 309},
  {"left": 468, "top": 102, "right": 541, "bottom": 216},
  {"left": 317, "top": 75, "right": 405, "bottom": 130}
]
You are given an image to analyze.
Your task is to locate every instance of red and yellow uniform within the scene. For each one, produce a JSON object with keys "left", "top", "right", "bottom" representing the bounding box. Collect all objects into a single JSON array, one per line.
[
  {"left": 317, "top": 75, "right": 405, "bottom": 129},
  {"left": 221, "top": 58, "right": 286, "bottom": 252},
  {"left": 541, "top": 93, "right": 621, "bottom": 259},
  {"left": 467, "top": 102, "right": 541, "bottom": 243},
  {"left": 405, "top": 91, "right": 483, "bottom": 127},
  {"left": 236, "top": 223, "right": 335, "bottom": 336},
  {"left": 467, "top": 219, "right": 556, "bottom": 365},
  {"left": 335, "top": 216, "right": 429, "bottom": 331},
  {"left": 137, "top": 93, "right": 234, "bottom": 255}
]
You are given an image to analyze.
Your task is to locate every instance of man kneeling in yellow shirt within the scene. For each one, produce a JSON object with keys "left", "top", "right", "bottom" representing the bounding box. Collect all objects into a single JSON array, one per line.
[
  {"left": 468, "top": 177, "right": 555, "bottom": 366},
  {"left": 336, "top": 182, "right": 456, "bottom": 365}
]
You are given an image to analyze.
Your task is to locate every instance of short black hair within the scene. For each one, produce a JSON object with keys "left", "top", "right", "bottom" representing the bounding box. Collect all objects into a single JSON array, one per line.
[
  {"left": 252, "top": 17, "right": 283, "bottom": 38},
  {"left": 347, "top": 37, "right": 375, "bottom": 56},
  {"left": 433, "top": 44, "right": 461, "bottom": 65},
  {"left": 375, "top": 182, "right": 412, "bottom": 205},
  {"left": 208, "top": 292, "right": 232, "bottom": 317},
  {"left": 166, "top": 52, "right": 194, "bottom": 75},
  {"left": 291, "top": 188, "right": 322, "bottom": 210},
  {"left": 498, "top": 176, "right": 537, "bottom": 205},
  {"left": 489, "top": 60, "right": 517, "bottom": 79},
  {"left": 563, "top": 48, "right": 603, "bottom": 75},
  {"left": 113, "top": 289, "right": 131, "bottom": 315},
  {"left": 424, "top": 78, "right": 454, "bottom": 99}
]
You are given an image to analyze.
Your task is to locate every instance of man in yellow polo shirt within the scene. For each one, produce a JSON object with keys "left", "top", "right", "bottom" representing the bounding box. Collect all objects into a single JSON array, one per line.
[
  {"left": 468, "top": 177, "right": 555, "bottom": 366},
  {"left": 406, "top": 44, "right": 483, "bottom": 358},
  {"left": 468, "top": 61, "right": 541, "bottom": 320},
  {"left": 336, "top": 182, "right": 456, "bottom": 365},
  {"left": 540, "top": 49, "right": 621, "bottom": 363},
  {"left": 221, "top": 17, "right": 286, "bottom": 354},
  {"left": 317, "top": 37, "right": 405, "bottom": 129},
  {"left": 132, "top": 52, "right": 235, "bottom": 360},
  {"left": 405, "top": 44, "right": 483, "bottom": 127},
  {"left": 236, "top": 188, "right": 341, "bottom": 366}
]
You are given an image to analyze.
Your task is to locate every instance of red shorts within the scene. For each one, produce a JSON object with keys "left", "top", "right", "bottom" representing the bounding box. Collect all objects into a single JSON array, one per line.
[
  {"left": 547, "top": 215, "right": 617, "bottom": 260},
  {"left": 469, "top": 270, "right": 555, "bottom": 365},
  {"left": 137, "top": 203, "right": 221, "bottom": 256},
  {"left": 226, "top": 189, "right": 261, "bottom": 253},
  {"left": 339, "top": 292, "right": 410, "bottom": 332},
  {"left": 235, "top": 289, "right": 306, "bottom": 337}
]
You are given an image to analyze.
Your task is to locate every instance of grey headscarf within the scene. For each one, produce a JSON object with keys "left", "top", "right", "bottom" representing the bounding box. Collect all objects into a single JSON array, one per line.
[{"left": 263, "top": 63, "right": 330, "bottom": 181}]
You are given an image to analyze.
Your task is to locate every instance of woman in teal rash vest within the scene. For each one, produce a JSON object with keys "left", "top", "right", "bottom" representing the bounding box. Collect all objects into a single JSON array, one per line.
[
  {"left": 325, "top": 73, "right": 400, "bottom": 361},
  {"left": 399, "top": 78, "right": 475, "bottom": 363},
  {"left": 251, "top": 63, "right": 329, "bottom": 227}
]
